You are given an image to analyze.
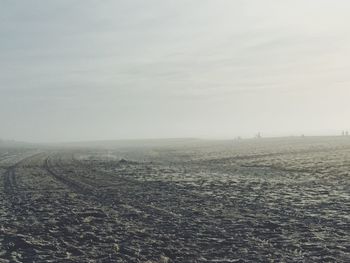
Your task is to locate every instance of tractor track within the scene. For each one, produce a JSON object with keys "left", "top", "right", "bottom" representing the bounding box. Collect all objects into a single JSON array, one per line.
[
  {"left": 3, "top": 166, "right": 17, "bottom": 194},
  {"left": 2, "top": 153, "right": 43, "bottom": 194},
  {"left": 44, "top": 156, "right": 98, "bottom": 197},
  {"left": 43, "top": 155, "right": 184, "bottom": 218},
  {"left": 41, "top": 155, "right": 187, "bottom": 261}
]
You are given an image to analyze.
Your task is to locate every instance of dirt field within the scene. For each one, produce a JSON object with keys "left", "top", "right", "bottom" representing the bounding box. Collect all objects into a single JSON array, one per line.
[{"left": 0, "top": 137, "right": 349, "bottom": 262}]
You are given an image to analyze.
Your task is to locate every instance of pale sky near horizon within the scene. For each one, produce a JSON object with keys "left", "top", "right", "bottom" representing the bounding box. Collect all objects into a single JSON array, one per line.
[{"left": 1, "top": 0, "right": 350, "bottom": 142}]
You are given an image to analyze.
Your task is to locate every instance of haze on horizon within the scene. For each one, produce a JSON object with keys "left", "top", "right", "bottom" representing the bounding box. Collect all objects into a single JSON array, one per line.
[{"left": 1, "top": 0, "right": 350, "bottom": 143}]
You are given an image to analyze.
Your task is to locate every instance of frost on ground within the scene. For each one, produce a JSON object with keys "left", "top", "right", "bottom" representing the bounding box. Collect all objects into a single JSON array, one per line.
[{"left": 0, "top": 137, "right": 349, "bottom": 262}]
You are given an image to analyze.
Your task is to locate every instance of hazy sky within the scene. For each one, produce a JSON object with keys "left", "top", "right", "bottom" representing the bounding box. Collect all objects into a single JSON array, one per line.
[{"left": 1, "top": 0, "right": 350, "bottom": 142}]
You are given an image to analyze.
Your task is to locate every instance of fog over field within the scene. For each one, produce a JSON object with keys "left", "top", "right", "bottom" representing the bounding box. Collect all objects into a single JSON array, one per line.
[{"left": 1, "top": 1, "right": 350, "bottom": 263}]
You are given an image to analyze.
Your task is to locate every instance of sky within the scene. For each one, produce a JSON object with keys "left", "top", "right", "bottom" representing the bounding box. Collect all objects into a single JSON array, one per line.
[{"left": 1, "top": 0, "right": 350, "bottom": 142}]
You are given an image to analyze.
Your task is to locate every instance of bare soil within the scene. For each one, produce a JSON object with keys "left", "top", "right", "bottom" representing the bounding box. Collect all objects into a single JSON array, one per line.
[{"left": 0, "top": 137, "right": 349, "bottom": 262}]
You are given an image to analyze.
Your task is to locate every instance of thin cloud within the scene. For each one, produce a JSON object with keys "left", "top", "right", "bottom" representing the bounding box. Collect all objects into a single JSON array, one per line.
[{"left": 1, "top": 0, "right": 350, "bottom": 142}]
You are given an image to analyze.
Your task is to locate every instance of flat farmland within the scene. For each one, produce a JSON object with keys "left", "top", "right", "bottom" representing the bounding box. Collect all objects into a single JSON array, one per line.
[{"left": 0, "top": 137, "right": 349, "bottom": 262}]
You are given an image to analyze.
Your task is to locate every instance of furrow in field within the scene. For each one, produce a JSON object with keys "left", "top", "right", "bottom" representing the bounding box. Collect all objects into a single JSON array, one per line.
[{"left": 3, "top": 167, "right": 17, "bottom": 194}]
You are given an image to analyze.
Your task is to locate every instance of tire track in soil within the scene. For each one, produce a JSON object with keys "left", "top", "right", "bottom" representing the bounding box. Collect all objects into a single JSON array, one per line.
[
  {"left": 45, "top": 154, "right": 269, "bottom": 262},
  {"left": 0, "top": 154, "right": 125, "bottom": 262},
  {"left": 43, "top": 154, "right": 206, "bottom": 262},
  {"left": 44, "top": 154, "right": 178, "bottom": 262},
  {"left": 2, "top": 153, "right": 44, "bottom": 195},
  {"left": 3, "top": 167, "right": 17, "bottom": 194},
  {"left": 44, "top": 156, "right": 97, "bottom": 197},
  {"left": 1, "top": 154, "right": 46, "bottom": 262}
]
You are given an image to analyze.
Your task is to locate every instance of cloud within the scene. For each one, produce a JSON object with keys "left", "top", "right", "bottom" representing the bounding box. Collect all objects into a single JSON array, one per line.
[{"left": 1, "top": 0, "right": 350, "bottom": 142}]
